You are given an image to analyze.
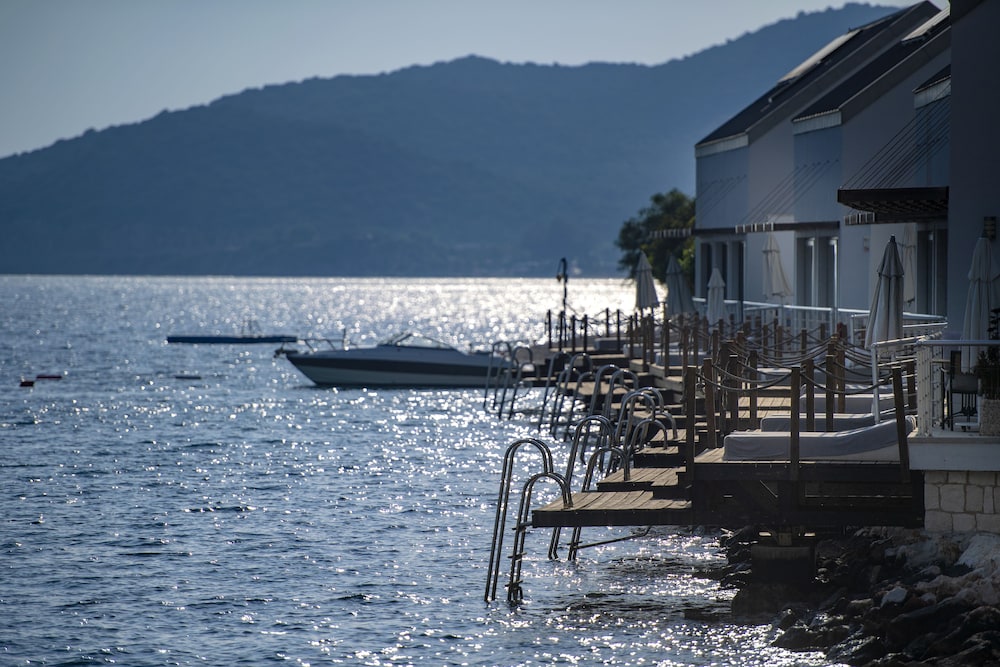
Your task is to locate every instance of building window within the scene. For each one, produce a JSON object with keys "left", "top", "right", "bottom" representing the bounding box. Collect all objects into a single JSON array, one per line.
[{"left": 797, "top": 235, "right": 836, "bottom": 307}]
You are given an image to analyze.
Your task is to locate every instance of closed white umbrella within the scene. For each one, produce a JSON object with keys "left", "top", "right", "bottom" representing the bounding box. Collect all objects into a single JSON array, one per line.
[
  {"left": 634, "top": 253, "right": 659, "bottom": 312},
  {"left": 962, "top": 236, "right": 993, "bottom": 372},
  {"left": 901, "top": 223, "right": 917, "bottom": 307},
  {"left": 762, "top": 232, "right": 792, "bottom": 301},
  {"left": 865, "top": 235, "right": 904, "bottom": 349},
  {"left": 663, "top": 254, "right": 694, "bottom": 317},
  {"left": 706, "top": 267, "right": 726, "bottom": 330}
]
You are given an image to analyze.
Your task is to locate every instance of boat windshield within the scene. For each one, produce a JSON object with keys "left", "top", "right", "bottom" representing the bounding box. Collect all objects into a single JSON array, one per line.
[{"left": 381, "top": 332, "right": 455, "bottom": 350}]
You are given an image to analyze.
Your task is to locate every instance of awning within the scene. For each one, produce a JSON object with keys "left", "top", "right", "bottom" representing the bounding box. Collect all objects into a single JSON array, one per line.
[{"left": 838, "top": 186, "right": 948, "bottom": 225}]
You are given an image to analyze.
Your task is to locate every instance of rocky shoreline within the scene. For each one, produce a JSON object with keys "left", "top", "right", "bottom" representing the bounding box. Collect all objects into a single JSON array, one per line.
[{"left": 721, "top": 528, "right": 1000, "bottom": 666}]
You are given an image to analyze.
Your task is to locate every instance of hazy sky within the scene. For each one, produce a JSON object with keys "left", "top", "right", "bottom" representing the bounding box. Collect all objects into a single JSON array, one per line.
[{"left": 0, "top": 1, "right": 915, "bottom": 158}]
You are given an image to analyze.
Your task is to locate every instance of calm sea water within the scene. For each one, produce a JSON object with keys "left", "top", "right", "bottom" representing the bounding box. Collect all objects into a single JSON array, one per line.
[{"left": 0, "top": 276, "right": 834, "bottom": 666}]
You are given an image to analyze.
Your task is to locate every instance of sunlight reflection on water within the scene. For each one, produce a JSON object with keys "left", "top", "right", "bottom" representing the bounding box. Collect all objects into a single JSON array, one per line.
[{"left": 0, "top": 276, "right": 840, "bottom": 666}]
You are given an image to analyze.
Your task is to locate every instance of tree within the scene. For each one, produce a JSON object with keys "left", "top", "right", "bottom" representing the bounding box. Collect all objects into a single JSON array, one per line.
[{"left": 615, "top": 188, "right": 695, "bottom": 282}]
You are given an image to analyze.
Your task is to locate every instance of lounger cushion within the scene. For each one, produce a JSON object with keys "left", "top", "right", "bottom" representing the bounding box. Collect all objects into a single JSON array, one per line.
[
  {"left": 806, "top": 393, "right": 886, "bottom": 414},
  {"left": 723, "top": 416, "right": 916, "bottom": 461},
  {"left": 759, "top": 413, "right": 875, "bottom": 432}
]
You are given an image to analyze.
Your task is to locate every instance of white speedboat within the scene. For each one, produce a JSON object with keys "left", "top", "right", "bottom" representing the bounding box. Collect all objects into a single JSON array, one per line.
[{"left": 279, "top": 332, "right": 509, "bottom": 387}]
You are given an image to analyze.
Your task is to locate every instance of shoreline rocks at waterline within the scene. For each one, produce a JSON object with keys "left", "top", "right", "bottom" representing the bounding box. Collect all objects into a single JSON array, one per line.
[{"left": 724, "top": 528, "right": 1000, "bottom": 666}]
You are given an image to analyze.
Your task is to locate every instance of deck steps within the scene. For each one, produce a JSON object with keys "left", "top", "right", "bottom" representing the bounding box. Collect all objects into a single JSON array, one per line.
[
  {"left": 532, "top": 490, "right": 692, "bottom": 528},
  {"left": 595, "top": 466, "right": 681, "bottom": 492}
]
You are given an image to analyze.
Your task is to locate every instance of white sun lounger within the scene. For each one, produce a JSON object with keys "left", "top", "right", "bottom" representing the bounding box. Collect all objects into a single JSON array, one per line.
[
  {"left": 805, "top": 393, "right": 888, "bottom": 414},
  {"left": 759, "top": 412, "right": 876, "bottom": 432},
  {"left": 722, "top": 416, "right": 916, "bottom": 461}
]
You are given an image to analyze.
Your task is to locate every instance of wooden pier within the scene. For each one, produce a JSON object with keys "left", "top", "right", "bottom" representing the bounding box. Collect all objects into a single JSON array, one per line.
[
  {"left": 525, "top": 313, "right": 925, "bottom": 533},
  {"left": 486, "top": 312, "right": 934, "bottom": 602}
]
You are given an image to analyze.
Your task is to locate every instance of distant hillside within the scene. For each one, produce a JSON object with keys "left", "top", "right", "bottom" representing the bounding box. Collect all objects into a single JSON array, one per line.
[{"left": 0, "top": 4, "right": 898, "bottom": 277}]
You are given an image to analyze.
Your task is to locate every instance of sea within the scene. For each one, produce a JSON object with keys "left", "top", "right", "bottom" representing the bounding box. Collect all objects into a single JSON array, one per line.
[{"left": 0, "top": 275, "right": 837, "bottom": 666}]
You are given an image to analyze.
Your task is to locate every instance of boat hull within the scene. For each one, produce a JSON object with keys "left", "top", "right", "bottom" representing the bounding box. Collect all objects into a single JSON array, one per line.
[{"left": 284, "top": 347, "right": 507, "bottom": 387}]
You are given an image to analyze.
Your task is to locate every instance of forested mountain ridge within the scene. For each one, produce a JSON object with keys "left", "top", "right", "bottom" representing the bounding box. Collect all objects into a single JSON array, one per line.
[{"left": 0, "top": 4, "right": 897, "bottom": 277}]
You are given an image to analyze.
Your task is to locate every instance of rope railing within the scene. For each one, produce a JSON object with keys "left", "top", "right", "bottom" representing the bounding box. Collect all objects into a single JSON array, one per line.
[{"left": 684, "top": 345, "right": 917, "bottom": 448}]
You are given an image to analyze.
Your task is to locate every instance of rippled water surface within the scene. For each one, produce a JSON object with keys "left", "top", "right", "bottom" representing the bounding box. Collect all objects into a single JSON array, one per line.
[{"left": 1, "top": 276, "right": 834, "bottom": 666}]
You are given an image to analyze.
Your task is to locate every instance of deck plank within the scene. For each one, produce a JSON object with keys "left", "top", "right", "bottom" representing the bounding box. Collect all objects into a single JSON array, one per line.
[{"left": 532, "top": 490, "right": 692, "bottom": 527}]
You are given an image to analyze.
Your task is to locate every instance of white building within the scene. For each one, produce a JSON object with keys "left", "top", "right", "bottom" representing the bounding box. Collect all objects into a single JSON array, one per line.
[{"left": 693, "top": 2, "right": 940, "bottom": 313}]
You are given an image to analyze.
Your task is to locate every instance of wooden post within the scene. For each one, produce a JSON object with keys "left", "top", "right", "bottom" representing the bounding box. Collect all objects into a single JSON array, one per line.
[
  {"left": 616, "top": 310, "right": 622, "bottom": 352},
  {"left": 685, "top": 365, "right": 698, "bottom": 472},
  {"left": 790, "top": 366, "right": 800, "bottom": 482},
  {"left": 647, "top": 314, "right": 655, "bottom": 368},
  {"left": 702, "top": 358, "right": 716, "bottom": 450},
  {"left": 718, "top": 341, "right": 730, "bottom": 435},
  {"left": 692, "top": 319, "right": 701, "bottom": 368},
  {"left": 749, "top": 349, "right": 759, "bottom": 428},
  {"left": 837, "top": 339, "right": 846, "bottom": 413},
  {"left": 546, "top": 310, "right": 553, "bottom": 350},
  {"left": 727, "top": 352, "right": 739, "bottom": 435},
  {"left": 825, "top": 353, "right": 836, "bottom": 432},
  {"left": 681, "top": 324, "right": 690, "bottom": 375},
  {"left": 661, "top": 308, "right": 669, "bottom": 370},
  {"left": 804, "top": 358, "right": 815, "bottom": 432}
]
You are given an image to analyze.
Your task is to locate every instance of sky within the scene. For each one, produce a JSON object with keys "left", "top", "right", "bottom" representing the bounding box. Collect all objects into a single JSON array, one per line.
[{"left": 0, "top": 0, "right": 916, "bottom": 159}]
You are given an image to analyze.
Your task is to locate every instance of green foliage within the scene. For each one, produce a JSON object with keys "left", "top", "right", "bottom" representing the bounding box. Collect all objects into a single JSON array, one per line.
[{"left": 615, "top": 188, "right": 695, "bottom": 282}]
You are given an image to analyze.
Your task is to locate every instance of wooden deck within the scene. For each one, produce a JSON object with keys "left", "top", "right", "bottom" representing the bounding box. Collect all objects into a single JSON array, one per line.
[
  {"left": 532, "top": 490, "right": 691, "bottom": 528},
  {"left": 532, "top": 446, "right": 923, "bottom": 530},
  {"left": 530, "top": 346, "right": 923, "bottom": 533}
]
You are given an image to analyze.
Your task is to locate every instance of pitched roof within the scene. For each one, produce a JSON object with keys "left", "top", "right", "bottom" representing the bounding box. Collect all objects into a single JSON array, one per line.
[
  {"left": 696, "top": 2, "right": 940, "bottom": 149},
  {"left": 792, "top": 7, "right": 950, "bottom": 124}
]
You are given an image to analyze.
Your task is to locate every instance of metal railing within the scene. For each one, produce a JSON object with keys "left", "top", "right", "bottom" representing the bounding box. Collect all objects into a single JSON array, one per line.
[{"left": 912, "top": 338, "right": 1000, "bottom": 436}]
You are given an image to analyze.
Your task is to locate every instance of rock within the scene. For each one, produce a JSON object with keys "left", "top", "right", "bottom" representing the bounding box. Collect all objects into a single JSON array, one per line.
[
  {"left": 957, "top": 534, "right": 1000, "bottom": 571},
  {"left": 895, "top": 534, "right": 962, "bottom": 572},
  {"left": 731, "top": 582, "right": 819, "bottom": 620},
  {"left": 880, "top": 585, "right": 908, "bottom": 608},
  {"left": 774, "top": 607, "right": 801, "bottom": 630},
  {"left": 869, "top": 537, "right": 893, "bottom": 564},
  {"left": 728, "top": 530, "right": 999, "bottom": 666},
  {"left": 903, "top": 564, "right": 941, "bottom": 585},
  {"left": 772, "top": 623, "right": 816, "bottom": 650},
  {"left": 925, "top": 606, "right": 1000, "bottom": 659},
  {"left": 931, "top": 633, "right": 1000, "bottom": 667},
  {"left": 818, "top": 586, "right": 848, "bottom": 612},
  {"left": 866, "top": 652, "right": 916, "bottom": 667},
  {"left": 845, "top": 597, "right": 875, "bottom": 619},
  {"left": 902, "top": 630, "right": 941, "bottom": 662},
  {"left": 884, "top": 598, "right": 970, "bottom": 652},
  {"left": 826, "top": 633, "right": 885, "bottom": 666},
  {"left": 918, "top": 567, "right": 1000, "bottom": 608}
]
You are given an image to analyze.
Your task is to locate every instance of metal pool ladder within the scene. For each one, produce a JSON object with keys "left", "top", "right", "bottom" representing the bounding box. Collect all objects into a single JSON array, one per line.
[{"left": 484, "top": 437, "right": 572, "bottom": 603}]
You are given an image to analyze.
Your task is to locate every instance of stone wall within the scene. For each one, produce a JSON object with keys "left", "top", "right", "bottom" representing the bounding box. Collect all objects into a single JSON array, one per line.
[{"left": 924, "top": 471, "right": 1000, "bottom": 533}]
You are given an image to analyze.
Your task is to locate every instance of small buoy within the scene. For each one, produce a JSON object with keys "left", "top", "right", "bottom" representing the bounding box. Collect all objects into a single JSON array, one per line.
[{"left": 19, "top": 379, "right": 34, "bottom": 387}]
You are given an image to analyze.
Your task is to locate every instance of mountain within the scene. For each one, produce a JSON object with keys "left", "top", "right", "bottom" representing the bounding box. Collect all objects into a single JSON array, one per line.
[{"left": 0, "top": 4, "right": 898, "bottom": 277}]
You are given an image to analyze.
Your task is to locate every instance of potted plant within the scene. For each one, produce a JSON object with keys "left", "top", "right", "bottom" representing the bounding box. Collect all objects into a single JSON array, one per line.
[{"left": 975, "top": 309, "right": 1000, "bottom": 435}]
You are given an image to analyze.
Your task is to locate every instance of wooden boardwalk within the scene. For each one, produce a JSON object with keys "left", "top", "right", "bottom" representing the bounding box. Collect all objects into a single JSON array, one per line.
[
  {"left": 532, "top": 445, "right": 922, "bottom": 530},
  {"left": 528, "top": 343, "right": 922, "bottom": 532},
  {"left": 532, "top": 491, "right": 691, "bottom": 528}
]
